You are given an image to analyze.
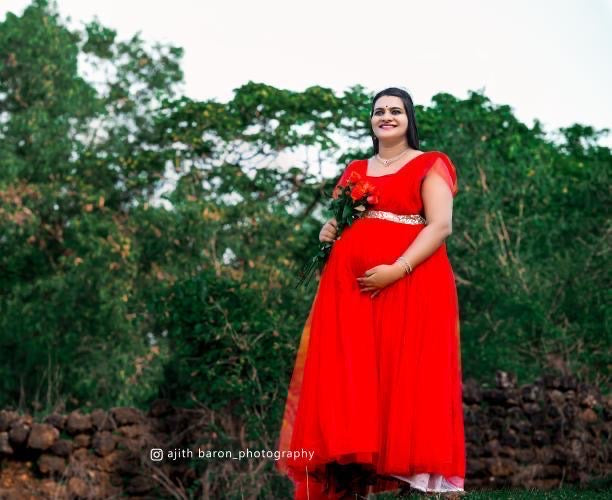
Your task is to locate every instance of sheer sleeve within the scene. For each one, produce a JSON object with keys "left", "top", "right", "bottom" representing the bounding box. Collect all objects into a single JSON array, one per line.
[{"left": 420, "top": 153, "right": 458, "bottom": 198}]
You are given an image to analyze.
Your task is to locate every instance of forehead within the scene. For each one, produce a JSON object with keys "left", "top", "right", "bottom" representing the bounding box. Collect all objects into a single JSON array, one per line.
[{"left": 373, "top": 96, "right": 404, "bottom": 110}]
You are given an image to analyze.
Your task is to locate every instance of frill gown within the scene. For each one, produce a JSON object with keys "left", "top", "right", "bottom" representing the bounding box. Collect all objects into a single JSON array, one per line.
[{"left": 276, "top": 151, "right": 466, "bottom": 498}]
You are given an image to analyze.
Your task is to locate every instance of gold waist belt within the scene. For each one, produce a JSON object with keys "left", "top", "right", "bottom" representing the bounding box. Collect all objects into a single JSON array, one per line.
[{"left": 362, "top": 210, "right": 427, "bottom": 225}]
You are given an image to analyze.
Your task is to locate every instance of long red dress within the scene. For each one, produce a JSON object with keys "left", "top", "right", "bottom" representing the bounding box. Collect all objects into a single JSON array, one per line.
[{"left": 276, "top": 151, "right": 466, "bottom": 498}]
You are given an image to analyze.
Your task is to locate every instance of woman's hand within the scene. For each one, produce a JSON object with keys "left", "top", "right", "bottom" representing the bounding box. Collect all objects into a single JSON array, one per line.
[
  {"left": 357, "top": 263, "right": 405, "bottom": 297},
  {"left": 319, "top": 217, "right": 338, "bottom": 243}
]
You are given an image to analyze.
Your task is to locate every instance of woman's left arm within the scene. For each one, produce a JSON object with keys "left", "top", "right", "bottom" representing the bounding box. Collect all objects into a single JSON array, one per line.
[{"left": 394, "top": 169, "right": 454, "bottom": 269}]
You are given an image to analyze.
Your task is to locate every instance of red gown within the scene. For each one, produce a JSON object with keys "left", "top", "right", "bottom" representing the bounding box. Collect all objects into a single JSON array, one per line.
[{"left": 276, "top": 151, "right": 466, "bottom": 498}]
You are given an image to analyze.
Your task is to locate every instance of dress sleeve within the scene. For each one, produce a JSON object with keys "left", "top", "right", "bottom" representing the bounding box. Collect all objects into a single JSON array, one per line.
[
  {"left": 420, "top": 152, "right": 458, "bottom": 198},
  {"left": 333, "top": 160, "right": 358, "bottom": 191}
]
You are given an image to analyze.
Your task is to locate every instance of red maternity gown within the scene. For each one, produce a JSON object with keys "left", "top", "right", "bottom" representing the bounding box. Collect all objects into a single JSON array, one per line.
[{"left": 276, "top": 151, "right": 466, "bottom": 498}]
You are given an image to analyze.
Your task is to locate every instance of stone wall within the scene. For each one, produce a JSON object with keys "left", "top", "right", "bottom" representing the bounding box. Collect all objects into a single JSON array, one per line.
[
  {"left": 463, "top": 371, "right": 611, "bottom": 489},
  {"left": 0, "top": 371, "right": 610, "bottom": 498}
]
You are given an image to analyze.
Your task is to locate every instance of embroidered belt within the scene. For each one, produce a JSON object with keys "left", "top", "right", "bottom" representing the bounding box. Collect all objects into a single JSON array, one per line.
[{"left": 362, "top": 209, "right": 427, "bottom": 225}]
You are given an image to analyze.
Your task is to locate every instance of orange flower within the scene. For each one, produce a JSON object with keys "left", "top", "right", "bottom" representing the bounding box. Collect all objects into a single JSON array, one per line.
[
  {"left": 350, "top": 184, "right": 366, "bottom": 201},
  {"left": 348, "top": 171, "right": 362, "bottom": 184},
  {"left": 361, "top": 181, "right": 375, "bottom": 193}
]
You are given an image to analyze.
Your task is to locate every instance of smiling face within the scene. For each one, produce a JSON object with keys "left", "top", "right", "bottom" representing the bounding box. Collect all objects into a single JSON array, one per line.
[{"left": 370, "top": 95, "right": 409, "bottom": 144}]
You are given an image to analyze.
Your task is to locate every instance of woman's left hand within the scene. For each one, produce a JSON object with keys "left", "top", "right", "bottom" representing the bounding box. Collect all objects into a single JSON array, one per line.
[{"left": 357, "top": 264, "right": 404, "bottom": 297}]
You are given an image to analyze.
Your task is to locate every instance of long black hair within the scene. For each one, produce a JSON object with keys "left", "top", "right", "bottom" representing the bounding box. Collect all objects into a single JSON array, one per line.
[{"left": 369, "top": 87, "right": 420, "bottom": 154}]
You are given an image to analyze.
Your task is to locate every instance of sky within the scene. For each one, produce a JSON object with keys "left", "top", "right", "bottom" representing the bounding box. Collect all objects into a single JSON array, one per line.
[{"left": 1, "top": 0, "right": 611, "bottom": 152}]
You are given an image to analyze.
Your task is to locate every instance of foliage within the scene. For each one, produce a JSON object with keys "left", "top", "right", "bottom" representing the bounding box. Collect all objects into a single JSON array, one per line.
[{"left": 0, "top": 1, "right": 609, "bottom": 497}]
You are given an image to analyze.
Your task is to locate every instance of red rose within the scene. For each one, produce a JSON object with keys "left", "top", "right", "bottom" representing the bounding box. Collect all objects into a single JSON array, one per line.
[
  {"left": 350, "top": 184, "right": 366, "bottom": 201},
  {"left": 367, "top": 194, "right": 379, "bottom": 204},
  {"left": 348, "top": 171, "right": 362, "bottom": 184}
]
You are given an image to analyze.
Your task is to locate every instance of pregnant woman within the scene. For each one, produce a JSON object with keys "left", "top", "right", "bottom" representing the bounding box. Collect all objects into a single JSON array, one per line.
[{"left": 276, "top": 87, "right": 466, "bottom": 499}]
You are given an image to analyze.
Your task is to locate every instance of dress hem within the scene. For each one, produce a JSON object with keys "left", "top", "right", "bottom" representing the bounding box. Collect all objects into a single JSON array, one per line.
[{"left": 390, "top": 473, "right": 465, "bottom": 493}]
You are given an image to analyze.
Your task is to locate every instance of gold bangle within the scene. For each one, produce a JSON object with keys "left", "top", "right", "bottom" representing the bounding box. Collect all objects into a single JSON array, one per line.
[{"left": 395, "top": 256, "right": 413, "bottom": 275}]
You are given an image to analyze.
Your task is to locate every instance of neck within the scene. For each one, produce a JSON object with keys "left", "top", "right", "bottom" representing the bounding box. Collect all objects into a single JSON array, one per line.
[{"left": 377, "top": 139, "right": 412, "bottom": 159}]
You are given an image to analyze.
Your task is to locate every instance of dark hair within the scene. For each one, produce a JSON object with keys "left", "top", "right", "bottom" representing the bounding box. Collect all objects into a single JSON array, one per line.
[{"left": 369, "top": 87, "right": 420, "bottom": 154}]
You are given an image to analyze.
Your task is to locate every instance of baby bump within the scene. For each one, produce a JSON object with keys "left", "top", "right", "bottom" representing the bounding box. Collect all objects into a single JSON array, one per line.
[{"left": 332, "top": 218, "right": 424, "bottom": 277}]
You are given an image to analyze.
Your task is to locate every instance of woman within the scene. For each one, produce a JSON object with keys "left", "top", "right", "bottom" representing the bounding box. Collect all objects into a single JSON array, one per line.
[{"left": 276, "top": 87, "right": 466, "bottom": 499}]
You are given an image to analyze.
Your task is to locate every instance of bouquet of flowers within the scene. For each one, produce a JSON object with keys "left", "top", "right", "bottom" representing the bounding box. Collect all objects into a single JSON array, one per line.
[{"left": 295, "top": 170, "right": 379, "bottom": 288}]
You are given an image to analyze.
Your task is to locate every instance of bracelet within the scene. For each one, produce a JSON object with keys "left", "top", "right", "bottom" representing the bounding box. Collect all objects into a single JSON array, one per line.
[{"left": 395, "top": 256, "right": 413, "bottom": 275}]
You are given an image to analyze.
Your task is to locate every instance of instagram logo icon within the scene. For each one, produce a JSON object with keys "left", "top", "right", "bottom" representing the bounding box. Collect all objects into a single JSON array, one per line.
[{"left": 150, "top": 448, "right": 164, "bottom": 461}]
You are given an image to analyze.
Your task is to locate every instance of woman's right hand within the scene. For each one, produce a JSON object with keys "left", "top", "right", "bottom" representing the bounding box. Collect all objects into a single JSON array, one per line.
[{"left": 319, "top": 218, "right": 338, "bottom": 243}]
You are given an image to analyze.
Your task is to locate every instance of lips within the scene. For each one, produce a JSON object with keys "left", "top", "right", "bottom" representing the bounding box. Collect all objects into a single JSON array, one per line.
[{"left": 380, "top": 125, "right": 396, "bottom": 129}]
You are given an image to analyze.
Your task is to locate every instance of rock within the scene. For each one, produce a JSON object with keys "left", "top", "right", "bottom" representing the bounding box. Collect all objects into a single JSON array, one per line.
[
  {"left": 579, "top": 408, "right": 598, "bottom": 424},
  {"left": 465, "top": 427, "right": 483, "bottom": 445},
  {"left": 559, "top": 375, "right": 577, "bottom": 390},
  {"left": 37, "top": 453, "right": 66, "bottom": 475},
  {"left": 510, "top": 418, "right": 531, "bottom": 434},
  {"left": 66, "top": 411, "right": 92, "bottom": 435},
  {"left": 92, "top": 431, "right": 116, "bottom": 457},
  {"left": 495, "top": 370, "right": 517, "bottom": 389},
  {"left": 49, "top": 438, "right": 72, "bottom": 457},
  {"left": 540, "top": 464, "right": 562, "bottom": 478},
  {"left": 548, "top": 389, "right": 565, "bottom": 406},
  {"left": 523, "top": 402, "right": 542, "bottom": 415},
  {"left": 563, "top": 403, "right": 577, "bottom": 419},
  {"left": 39, "top": 479, "right": 67, "bottom": 498},
  {"left": 27, "top": 423, "right": 59, "bottom": 450},
  {"left": 486, "top": 457, "right": 517, "bottom": 477},
  {"left": 498, "top": 446, "right": 516, "bottom": 458},
  {"left": 0, "top": 431, "right": 14, "bottom": 454},
  {"left": 482, "top": 388, "right": 507, "bottom": 405},
  {"left": 126, "top": 475, "right": 155, "bottom": 494},
  {"left": 500, "top": 429, "right": 520, "bottom": 448},
  {"left": 531, "top": 478, "right": 560, "bottom": 489},
  {"left": 534, "top": 446, "right": 554, "bottom": 465},
  {"left": 67, "top": 477, "right": 89, "bottom": 498},
  {"left": 118, "top": 424, "right": 145, "bottom": 439},
  {"left": 490, "top": 417, "right": 505, "bottom": 432},
  {"left": 484, "top": 439, "right": 501, "bottom": 457},
  {"left": 466, "top": 458, "right": 487, "bottom": 477},
  {"left": 43, "top": 413, "right": 66, "bottom": 430},
  {"left": 520, "top": 384, "right": 542, "bottom": 402},
  {"left": 580, "top": 393, "right": 599, "bottom": 408},
  {"left": 511, "top": 464, "right": 541, "bottom": 485},
  {"left": 71, "top": 447, "right": 89, "bottom": 461},
  {"left": 515, "top": 448, "right": 535, "bottom": 464},
  {"left": 0, "top": 410, "right": 20, "bottom": 432},
  {"left": 91, "top": 409, "right": 116, "bottom": 431},
  {"left": 532, "top": 430, "right": 550, "bottom": 446},
  {"left": 489, "top": 405, "right": 506, "bottom": 418},
  {"left": 149, "top": 399, "right": 175, "bottom": 418},
  {"left": 7, "top": 421, "right": 30, "bottom": 446},
  {"left": 73, "top": 433, "right": 91, "bottom": 448},
  {"left": 462, "top": 378, "right": 481, "bottom": 404},
  {"left": 542, "top": 373, "right": 562, "bottom": 389},
  {"left": 111, "top": 407, "right": 144, "bottom": 426}
]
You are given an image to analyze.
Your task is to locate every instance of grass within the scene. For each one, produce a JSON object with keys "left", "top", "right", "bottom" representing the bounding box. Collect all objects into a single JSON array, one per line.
[{"left": 373, "top": 476, "right": 612, "bottom": 499}]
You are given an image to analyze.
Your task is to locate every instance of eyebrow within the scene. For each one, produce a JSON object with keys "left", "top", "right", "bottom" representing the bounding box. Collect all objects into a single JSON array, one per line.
[{"left": 374, "top": 106, "right": 402, "bottom": 111}]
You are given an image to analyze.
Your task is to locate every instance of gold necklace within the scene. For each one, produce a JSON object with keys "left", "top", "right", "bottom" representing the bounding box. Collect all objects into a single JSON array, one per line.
[{"left": 375, "top": 148, "right": 410, "bottom": 167}]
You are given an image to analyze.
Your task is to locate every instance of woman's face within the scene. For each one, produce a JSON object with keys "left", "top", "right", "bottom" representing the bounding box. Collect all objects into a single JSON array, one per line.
[{"left": 370, "top": 95, "right": 409, "bottom": 144}]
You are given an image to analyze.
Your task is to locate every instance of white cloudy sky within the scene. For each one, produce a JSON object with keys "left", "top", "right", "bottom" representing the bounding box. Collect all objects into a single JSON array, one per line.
[{"left": 2, "top": 0, "right": 611, "bottom": 149}]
